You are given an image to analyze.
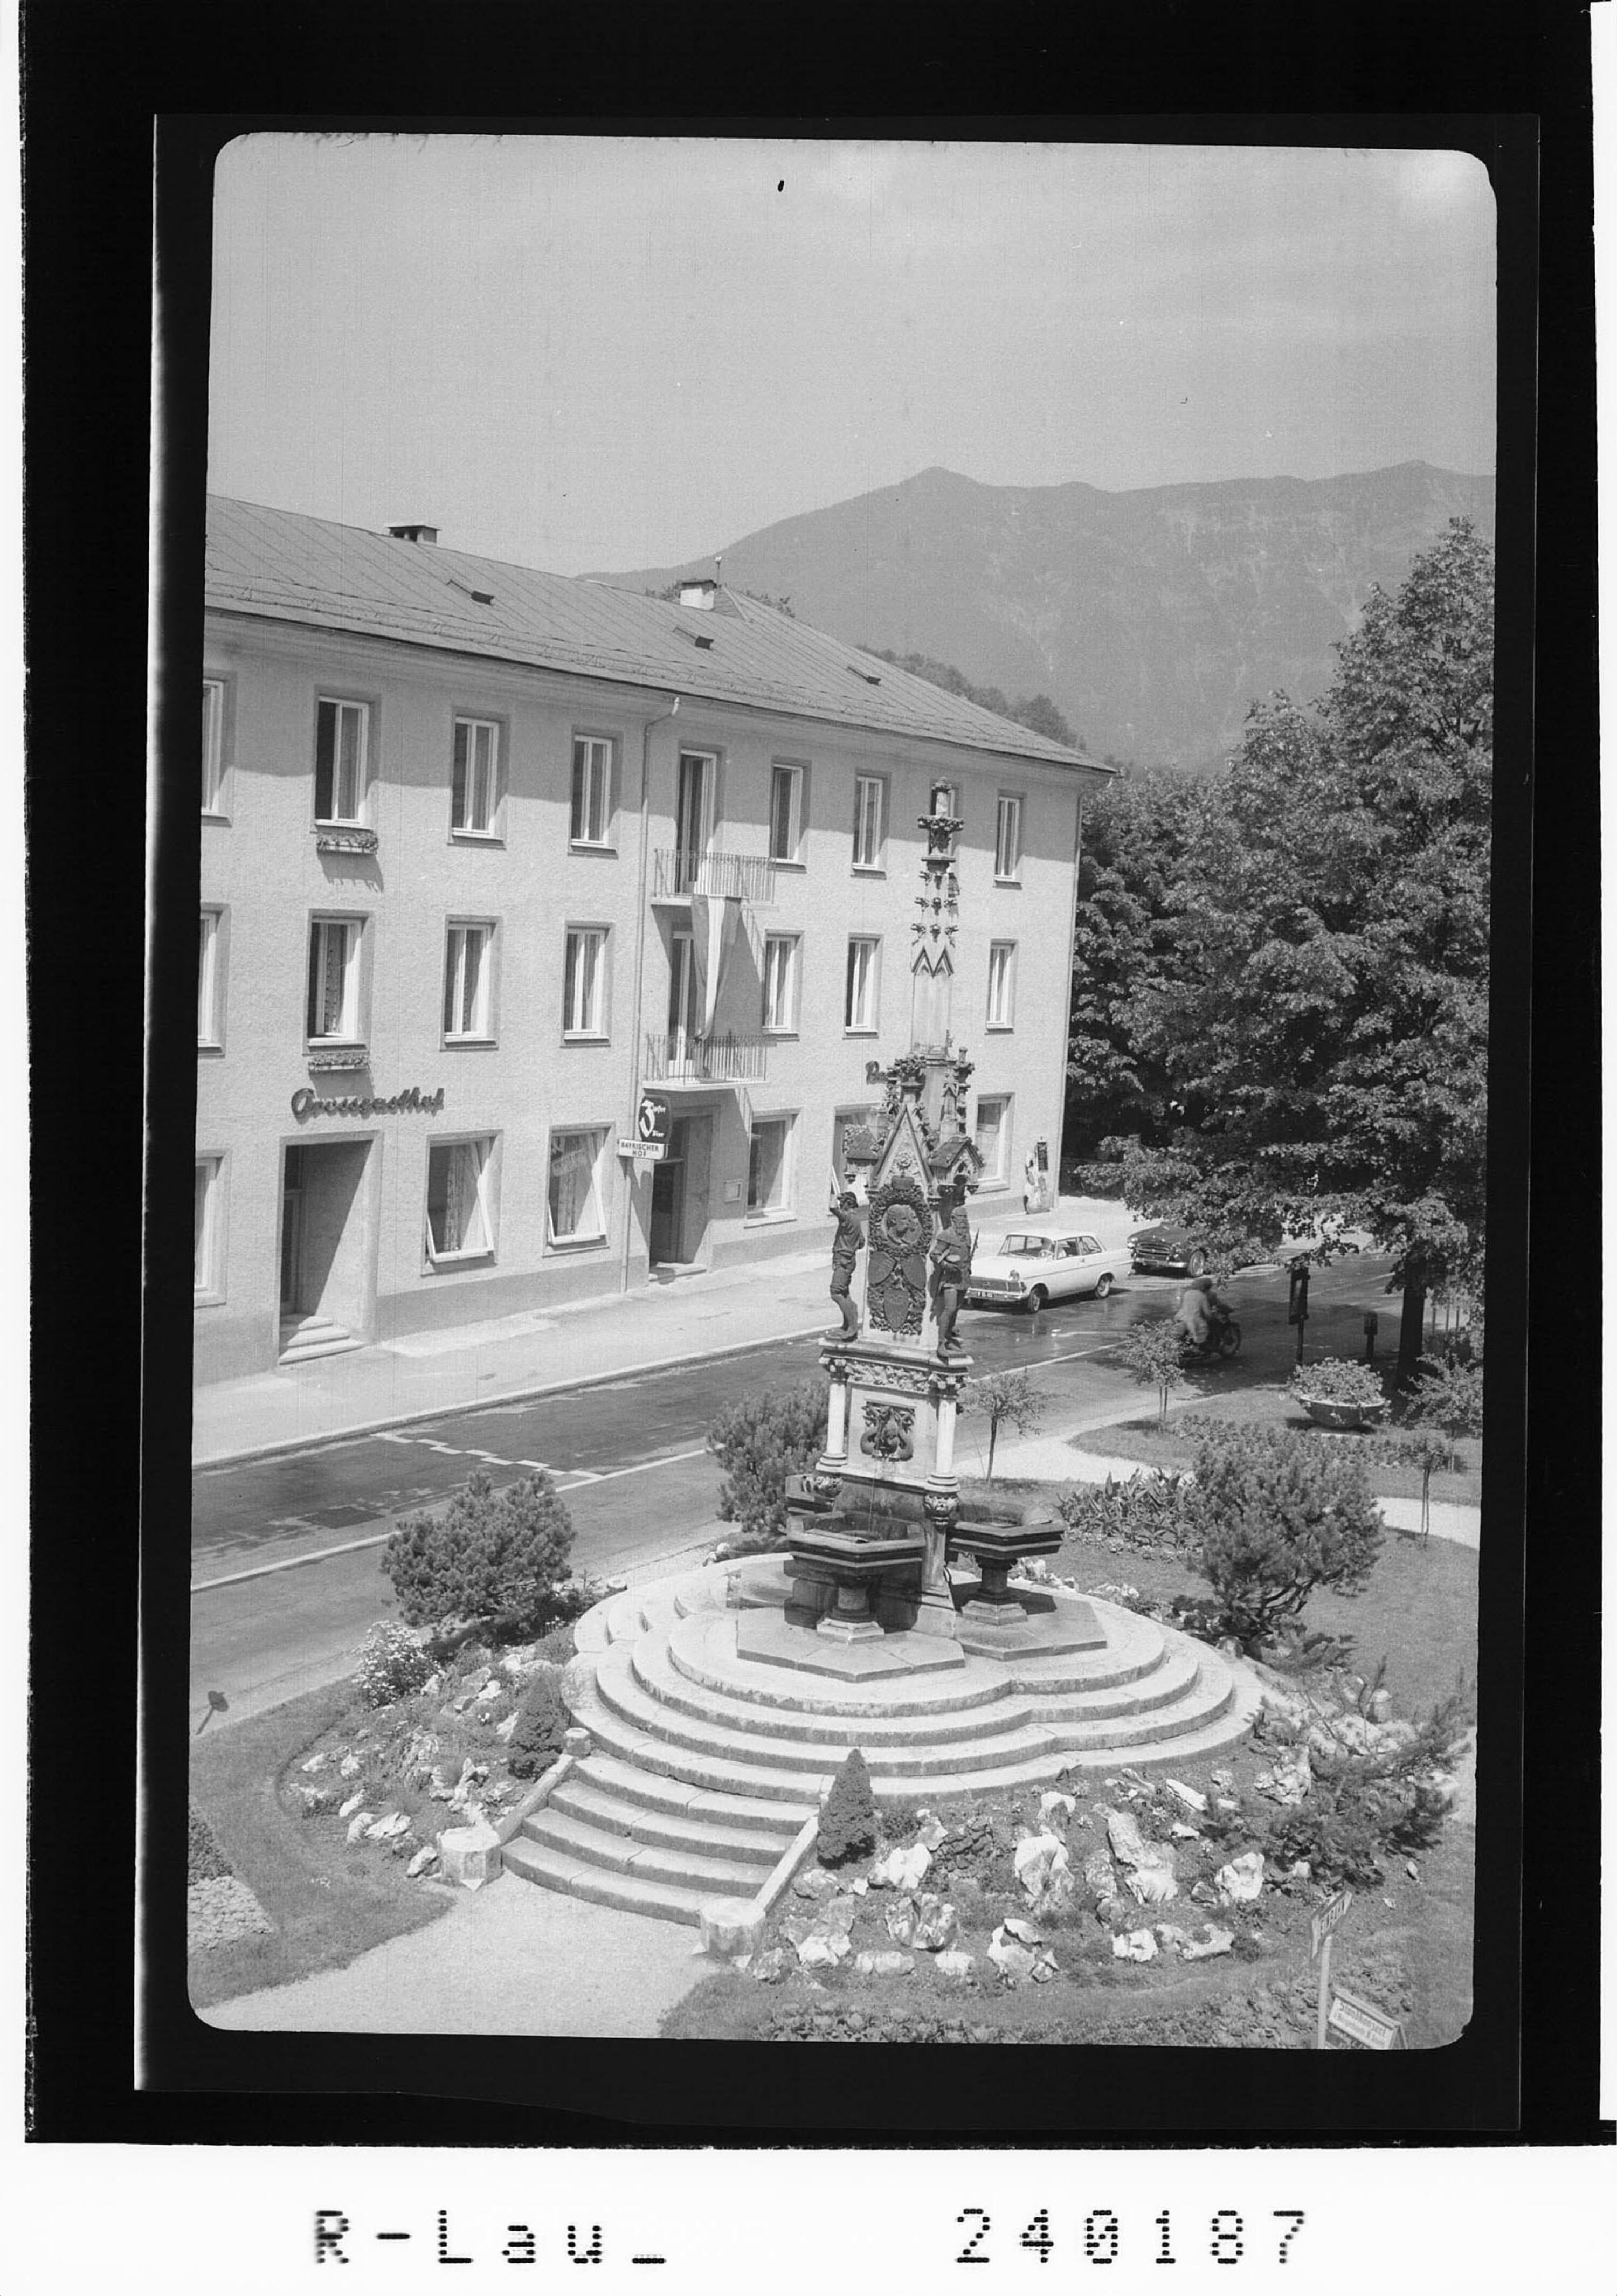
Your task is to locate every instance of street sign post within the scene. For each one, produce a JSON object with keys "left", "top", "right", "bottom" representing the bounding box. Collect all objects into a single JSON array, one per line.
[
  {"left": 1311, "top": 1887, "right": 1352, "bottom": 2050},
  {"left": 1326, "top": 1986, "right": 1407, "bottom": 2051}
]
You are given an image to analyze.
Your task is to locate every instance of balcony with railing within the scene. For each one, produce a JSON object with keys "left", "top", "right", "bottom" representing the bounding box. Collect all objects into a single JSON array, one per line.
[
  {"left": 642, "top": 1028, "right": 770, "bottom": 1085},
  {"left": 651, "top": 848, "right": 777, "bottom": 904}
]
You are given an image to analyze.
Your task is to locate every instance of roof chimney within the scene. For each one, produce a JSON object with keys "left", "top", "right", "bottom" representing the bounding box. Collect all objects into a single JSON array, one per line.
[
  {"left": 388, "top": 521, "right": 439, "bottom": 545},
  {"left": 677, "top": 577, "right": 716, "bottom": 611}
]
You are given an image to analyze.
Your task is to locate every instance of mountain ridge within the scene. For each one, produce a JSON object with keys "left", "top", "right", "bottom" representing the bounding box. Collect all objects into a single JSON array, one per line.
[{"left": 595, "top": 461, "right": 1495, "bottom": 769}]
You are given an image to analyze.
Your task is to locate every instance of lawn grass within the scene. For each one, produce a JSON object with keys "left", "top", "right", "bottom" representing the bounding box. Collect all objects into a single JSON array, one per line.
[
  {"left": 1081, "top": 1391, "right": 1482, "bottom": 1509},
  {"left": 188, "top": 1681, "right": 454, "bottom": 2011}
]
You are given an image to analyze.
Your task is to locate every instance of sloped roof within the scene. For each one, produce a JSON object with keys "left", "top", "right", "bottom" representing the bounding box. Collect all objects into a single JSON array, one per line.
[{"left": 205, "top": 496, "right": 1100, "bottom": 772}]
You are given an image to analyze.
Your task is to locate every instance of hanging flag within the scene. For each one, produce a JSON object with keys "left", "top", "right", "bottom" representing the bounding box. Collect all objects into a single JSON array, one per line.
[{"left": 689, "top": 890, "right": 741, "bottom": 1038}]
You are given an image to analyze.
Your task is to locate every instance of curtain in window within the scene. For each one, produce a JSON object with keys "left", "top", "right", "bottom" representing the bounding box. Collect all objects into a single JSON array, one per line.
[
  {"left": 549, "top": 1131, "right": 603, "bottom": 1240},
  {"left": 748, "top": 1123, "right": 786, "bottom": 1211},
  {"left": 428, "top": 1140, "right": 489, "bottom": 1256}
]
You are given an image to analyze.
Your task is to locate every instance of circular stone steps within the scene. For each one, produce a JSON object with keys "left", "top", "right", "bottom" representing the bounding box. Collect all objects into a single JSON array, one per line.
[{"left": 499, "top": 1565, "right": 1261, "bottom": 1926}]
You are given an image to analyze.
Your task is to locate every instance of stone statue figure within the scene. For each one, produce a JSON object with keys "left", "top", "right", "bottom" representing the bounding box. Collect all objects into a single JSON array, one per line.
[
  {"left": 929, "top": 1193, "right": 975, "bottom": 1354},
  {"left": 828, "top": 1191, "right": 866, "bottom": 1339}
]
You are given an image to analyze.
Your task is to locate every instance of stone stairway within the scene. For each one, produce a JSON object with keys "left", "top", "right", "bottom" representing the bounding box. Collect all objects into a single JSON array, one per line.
[
  {"left": 500, "top": 1569, "right": 1262, "bottom": 1928},
  {"left": 278, "top": 1312, "right": 362, "bottom": 1365}
]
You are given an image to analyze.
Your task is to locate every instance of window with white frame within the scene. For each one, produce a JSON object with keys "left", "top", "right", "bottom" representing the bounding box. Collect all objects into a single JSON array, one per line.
[
  {"left": 315, "top": 697, "right": 369, "bottom": 825},
  {"left": 547, "top": 1126, "right": 607, "bottom": 1244},
  {"left": 994, "top": 794, "right": 1023, "bottom": 881},
  {"left": 852, "top": 773, "right": 885, "bottom": 869},
  {"left": 202, "top": 680, "right": 225, "bottom": 813},
  {"left": 571, "top": 735, "right": 614, "bottom": 847},
  {"left": 425, "top": 1136, "right": 495, "bottom": 1262},
  {"left": 443, "top": 922, "right": 495, "bottom": 1041},
  {"left": 451, "top": 716, "right": 501, "bottom": 836},
  {"left": 562, "top": 927, "right": 609, "bottom": 1038},
  {"left": 194, "top": 1157, "right": 223, "bottom": 1297},
  {"left": 845, "top": 936, "right": 881, "bottom": 1032},
  {"left": 762, "top": 933, "right": 800, "bottom": 1032},
  {"left": 198, "top": 910, "right": 223, "bottom": 1047},
  {"left": 769, "top": 763, "right": 805, "bottom": 861},
  {"left": 306, "top": 917, "right": 363, "bottom": 1042},
  {"left": 748, "top": 1115, "right": 794, "bottom": 1214},
  {"left": 986, "top": 939, "right": 1017, "bottom": 1029},
  {"left": 975, "top": 1093, "right": 1012, "bottom": 1185}
]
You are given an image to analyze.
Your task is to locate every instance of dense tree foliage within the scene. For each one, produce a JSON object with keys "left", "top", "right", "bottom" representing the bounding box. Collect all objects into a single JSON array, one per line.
[
  {"left": 1072, "top": 521, "right": 1491, "bottom": 1364},
  {"left": 862, "top": 646, "right": 1078, "bottom": 748},
  {"left": 382, "top": 1470, "right": 575, "bottom": 1641}
]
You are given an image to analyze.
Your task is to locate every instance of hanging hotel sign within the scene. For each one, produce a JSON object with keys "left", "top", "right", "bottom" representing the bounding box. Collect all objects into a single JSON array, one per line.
[
  {"left": 617, "top": 1136, "right": 666, "bottom": 1161},
  {"left": 292, "top": 1084, "right": 446, "bottom": 1122}
]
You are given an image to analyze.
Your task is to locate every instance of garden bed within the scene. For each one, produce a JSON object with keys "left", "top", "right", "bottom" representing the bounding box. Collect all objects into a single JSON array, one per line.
[
  {"left": 1083, "top": 1388, "right": 1481, "bottom": 1509},
  {"left": 188, "top": 1621, "right": 576, "bottom": 2009}
]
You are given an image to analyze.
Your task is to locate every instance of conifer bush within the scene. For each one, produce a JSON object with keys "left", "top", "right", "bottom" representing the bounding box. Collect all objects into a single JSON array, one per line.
[
  {"left": 1191, "top": 1424, "right": 1384, "bottom": 1651},
  {"left": 381, "top": 1469, "right": 576, "bottom": 1644},
  {"left": 506, "top": 1670, "right": 572, "bottom": 1781},
  {"left": 707, "top": 1378, "right": 828, "bottom": 1546},
  {"left": 817, "top": 1748, "right": 877, "bottom": 1866}
]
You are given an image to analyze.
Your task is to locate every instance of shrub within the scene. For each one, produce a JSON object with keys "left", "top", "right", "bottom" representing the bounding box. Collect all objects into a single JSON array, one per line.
[
  {"left": 353, "top": 1620, "right": 434, "bottom": 1709},
  {"left": 506, "top": 1670, "right": 572, "bottom": 1781},
  {"left": 1289, "top": 1357, "right": 1387, "bottom": 1408},
  {"left": 1191, "top": 1424, "right": 1384, "bottom": 1651},
  {"left": 708, "top": 1378, "right": 828, "bottom": 1544},
  {"left": 1113, "top": 1316, "right": 1188, "bottom": 1430},
  {"left": 381, "top": 1470, "right": 575, "bottom": 1643},
  {"left": 960, "top": 1371, "right": 1047, "bottom": 1478},
  {"left": 817, "top": 1748, "right": 878, "bottom": 1866},
  {"left": 1056, "top": 1469, "right": 1200, "bottom": 1559},
  {"left": 188, "top": 1806, "right": 231, "bottom": 1884},
  {"left": 1398, "top": 1353, "right": 1484, "bottom": 1468}
]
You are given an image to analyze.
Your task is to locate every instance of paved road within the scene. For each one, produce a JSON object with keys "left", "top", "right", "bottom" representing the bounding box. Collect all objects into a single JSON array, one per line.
[{"left": 190, "top": 1256, "right": 1393, "bottom": 1730}]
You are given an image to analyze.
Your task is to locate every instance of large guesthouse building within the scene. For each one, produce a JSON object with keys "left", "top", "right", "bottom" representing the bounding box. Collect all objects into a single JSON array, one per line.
[{"left": 195, "top": 499, "right": 1109, "bottom": 1383}]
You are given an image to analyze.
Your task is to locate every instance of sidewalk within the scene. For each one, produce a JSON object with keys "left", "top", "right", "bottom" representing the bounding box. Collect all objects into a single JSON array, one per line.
[{"left": 192, "top": 1192, "right": 1125, "bottom": 1466}]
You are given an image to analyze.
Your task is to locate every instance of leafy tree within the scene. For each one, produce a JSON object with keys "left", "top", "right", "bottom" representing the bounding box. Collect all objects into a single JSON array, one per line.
[
  {"left": 708, "top": 1378, "right": 828, "bottom": 1544},
  {"left": 382, "top": 1470, "right": 575, "bottom": 1644},
  {"left": 1398, "top": 1352, "right": 1484, "bottom": 1470},
  {"left": 961, "top": 1370, "right": 1047, "bottom": 1478},
  {"left": 817, "top": 1748, "right": 878, "bottom": 1866},
  {"left": 1065, "top": 765, "right": 1203, "bottom": 1158},
  {"left": 1114, "top": 1315, "right": 1189, "bottom": 1431},
  {"left": 862, "top": 646, "right": 1079, "bottom": 746},
  {"left": 1190, "top": 1424, "right": 1384, "bottom": 1651},
  {"left": 1077, "top": 522, "right": 1492, "bottom": 1375}
]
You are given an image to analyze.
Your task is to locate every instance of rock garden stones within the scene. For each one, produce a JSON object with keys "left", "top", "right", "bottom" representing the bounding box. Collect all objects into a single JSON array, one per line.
[
  {"left": 1215, "top": 1851, "right": 1266, "bottom": 1905},
  {"left": 437, "top": 1816, "right": 502, "bottom": 1890},
  {"left": 406, "top": 1843, "right": 439, "bottom": 1878},
  {"left": 1112, "top": 1928, "right": 1158, "bottom": 1961},
  {"left": 854, "top": 1949, "right": 915, "bottom": 1979},
  {"left": 869, "top": 1841, "right": 932, "bottom": 1891}
]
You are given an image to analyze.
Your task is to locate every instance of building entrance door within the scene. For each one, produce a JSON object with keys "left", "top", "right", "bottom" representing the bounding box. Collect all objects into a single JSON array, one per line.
[
  {"left": 648, "top": 1116, "right": 689, "bottom": 1267},
  {"left": 278, "top": 1137, "right": 373, "bottom": 1353}
]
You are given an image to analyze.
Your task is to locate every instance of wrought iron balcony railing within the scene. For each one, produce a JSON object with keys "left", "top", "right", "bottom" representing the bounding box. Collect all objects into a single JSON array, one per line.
[
  {"left": 651, "top": 848, "right": 777, "bottom": 903},
  {"left": 642, "top": 1029, "right": 769, "bottom": 1084}
]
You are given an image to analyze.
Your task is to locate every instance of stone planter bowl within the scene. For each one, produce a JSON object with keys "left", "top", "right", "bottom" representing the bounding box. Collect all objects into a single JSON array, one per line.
[{"left": 1295, "top": 1396, "right": 1388, "bottom": 1432}]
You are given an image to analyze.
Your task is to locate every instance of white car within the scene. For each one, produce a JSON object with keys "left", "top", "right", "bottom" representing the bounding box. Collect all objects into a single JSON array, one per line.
[{"left": 966, "top": 1230, "right": 1132, "bottom": 1313}]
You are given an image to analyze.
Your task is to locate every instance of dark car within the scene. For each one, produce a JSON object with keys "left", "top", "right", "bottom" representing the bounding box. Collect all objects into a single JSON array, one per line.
[{"left": 1128, "top": 1224, "right": 1212, "bottom": 1277}]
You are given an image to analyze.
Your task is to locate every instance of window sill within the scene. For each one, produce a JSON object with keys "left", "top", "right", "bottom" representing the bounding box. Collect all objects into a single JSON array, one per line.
[
  {"left": 444, "top": 1035, "right": 498, "bottom": 1050},
  {"left": 561, "top": 1032, "right": 611, "bottom": 1047},
  {"left": 745, "top": 1207, "right": 797, "bottom": 1226},
  {"left": 771, "top": 856, "right": 807, "bottom": 872},
  {"left": 844, "top": 1026, "right": 879, "bottom": 1038},
  {"left": 569, "top": 841, "right": 619, "bottom": 858},
  {"left": 763, "top": 1028, "right": 799, "bottom": 1041},
  {"left": 450, "top": 828, "right": 505, "bottom": 847},
  {"left": 546, "top": 1233, "right": 608, "bottom": 1254},
  {"left": 424, "top": 1251, "right": 496, "bottom": 1274},
  {"left": 314, "top": 826, "right": 379, "bottom": 856},
  {"left": 197, "top": 1041, "right": 225, "bottom": 1058},
  {"left": 306, "top": 1044, "right": 370, "bottom": 1071},
  {"left": 192, "top": 1290, "right": 226, "bottom": 1310},
  {"left": 201, "top": 808, "right": 231, "bottom": 827},
  {"left": 984, "top": 1022, "right": 1015, "bottom": 1034},
  {"left": 850, "top": 865, "right": 886, "bottom": 879},
  {"left": 993, "top": 875, "right": 1022, "bottom": 888}
]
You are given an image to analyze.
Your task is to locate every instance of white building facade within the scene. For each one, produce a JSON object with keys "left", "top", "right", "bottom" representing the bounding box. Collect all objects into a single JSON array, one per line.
[{"left": 195, "top": 499, "right": 1110, "bottom": 1383}]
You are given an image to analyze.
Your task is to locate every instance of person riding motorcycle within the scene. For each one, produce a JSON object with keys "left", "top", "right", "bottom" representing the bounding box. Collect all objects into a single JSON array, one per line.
[{"left": 1174, "top": 1274, "right": 1231, "bottom": 1353}]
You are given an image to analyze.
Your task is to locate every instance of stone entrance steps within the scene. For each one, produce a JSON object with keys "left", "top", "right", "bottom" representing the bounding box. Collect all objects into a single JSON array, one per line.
[
  {"left": 278, "top": 1313, "right": 362, "bottom": 1365},
  {"left": 500, "top": 1748, "right": 811, "bottom": 1927},
  {"left": 498, "top": 1567, "right": 1262, "bottom": 1927}
]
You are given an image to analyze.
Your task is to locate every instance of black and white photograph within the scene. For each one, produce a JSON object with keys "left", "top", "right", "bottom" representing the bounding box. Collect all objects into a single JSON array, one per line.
[{"left": 182, "top": 132, "right": 1500, "bottom": 2059}]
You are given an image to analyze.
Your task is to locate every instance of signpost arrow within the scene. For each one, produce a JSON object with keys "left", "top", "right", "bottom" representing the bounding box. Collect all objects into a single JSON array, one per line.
[{"left": 1311, "top": 1888, "right": 1352, "bottom": 2050}]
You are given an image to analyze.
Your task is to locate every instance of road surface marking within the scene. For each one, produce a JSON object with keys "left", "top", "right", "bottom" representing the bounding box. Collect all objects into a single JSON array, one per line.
[{"left": 191, "top": 1447, "right": 715, "bottom": 1590}]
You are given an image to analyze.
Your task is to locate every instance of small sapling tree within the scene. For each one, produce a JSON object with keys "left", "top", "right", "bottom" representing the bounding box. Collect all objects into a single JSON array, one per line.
[
  {"left": 962, "top": 1369, "right": 1048, "bottom": 1478},
  {"left": 817, "top": 1747, "right": 878, "bottom": 1866},
  {"left": 1190, "top": 1424, "right": 1384, "bottom": 1652},
  {"left": 708, "top": 1378, "right": 828, "bottom": 1546},
  {"left": 1115, "top": 1315, "right": 1188, "bottom": 1431},
  {"left": 382, "top": 1469, "right": 575, "bottom": 1648},
  {"left": 1400, "top": 1352, "right": 1484, "bottom": 1471}
]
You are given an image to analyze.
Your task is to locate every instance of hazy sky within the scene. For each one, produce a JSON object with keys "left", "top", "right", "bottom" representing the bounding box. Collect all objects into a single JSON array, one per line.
[{"left": 208, "top": 135, "right": 1496, "bottom": 576}]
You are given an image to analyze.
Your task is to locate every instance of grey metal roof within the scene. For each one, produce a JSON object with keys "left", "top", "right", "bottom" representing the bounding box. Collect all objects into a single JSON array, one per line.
[{"left": 205, "top": 495, "right": 1100, "bottom": 772}]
